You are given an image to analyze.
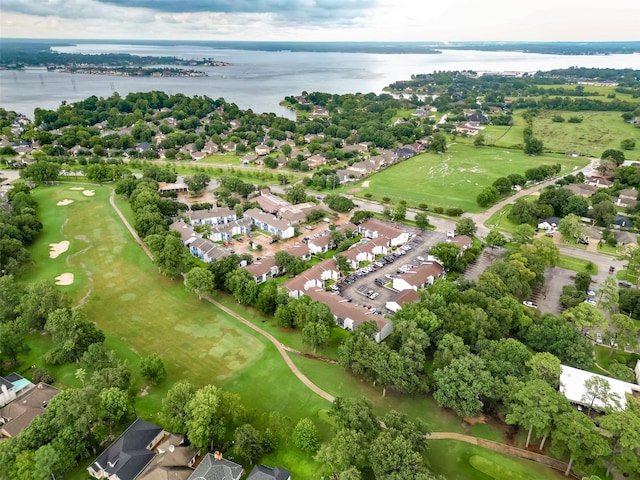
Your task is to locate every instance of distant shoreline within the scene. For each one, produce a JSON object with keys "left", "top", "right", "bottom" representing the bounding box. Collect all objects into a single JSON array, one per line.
[{"left": 4, "top": 38, "right": 640, "bottom": 56}]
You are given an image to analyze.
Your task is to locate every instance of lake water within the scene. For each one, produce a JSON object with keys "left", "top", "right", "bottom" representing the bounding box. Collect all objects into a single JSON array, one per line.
[{"left": 2, "top": 43, "right": 640, "bottom": 119}]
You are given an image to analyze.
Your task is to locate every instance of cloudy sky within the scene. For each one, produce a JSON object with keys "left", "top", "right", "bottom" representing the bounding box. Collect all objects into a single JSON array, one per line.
[{"left": 1, "top": 0, "right": 638, "bottom": 42}]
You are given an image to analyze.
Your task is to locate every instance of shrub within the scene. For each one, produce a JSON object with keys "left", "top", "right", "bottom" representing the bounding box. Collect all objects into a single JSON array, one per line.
[
  {"left": 382, "top": 196, "right": 391, "bottom": 203},
  {"left": 32, "top": 368, "right": 55, "bottom": 384},
  {"left": 446, "top": 207, "right": 464, "bottom": 217},
  {"left": 364, "top": 192, "right": 372, "bottom": 198},
  {"left": 434, "top": 207, "right": 444, "bottom": 214},
  {"left": 418, "top": 203, "right": 428, "bottom": 210}
]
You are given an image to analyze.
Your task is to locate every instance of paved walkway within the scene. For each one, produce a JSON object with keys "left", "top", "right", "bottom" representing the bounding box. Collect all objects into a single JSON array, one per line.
[
  {"left": 428, "top": 432, "right": 574, "bottom": 476},
  {"left": 109, "top": 187, "right": 335, "bottom": 403},
  {"left": 108, "top": 185, "right": 581, "bottom": 475}
]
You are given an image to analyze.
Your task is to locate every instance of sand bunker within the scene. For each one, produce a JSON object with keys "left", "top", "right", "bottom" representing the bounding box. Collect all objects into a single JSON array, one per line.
[
  {"left": 69, "top": 187, "right": 85, "bottom": 191},
  {"left": 56, "top": 199, "right": 74, "bottom": 206},
  {"left": 49, "top": 241, "right": 70, "bottom": 259},
  {"left": 362, "top": 181, "right": 370, "bottom": 187},
  {"left": 55, "top": 273, "right": 74, "bottom": 286},
  {"left": 82, "top": 190, "right": 95, "bottom": 197}
]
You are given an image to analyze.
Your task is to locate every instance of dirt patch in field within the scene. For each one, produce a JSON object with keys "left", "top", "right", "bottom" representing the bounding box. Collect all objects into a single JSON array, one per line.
[
  {"left": 56, "top": 199, "right": 74, "bottom": 206},
  {"left": 49, "top": 241, "right": 70, "bottom": 259},
  {"left": 55, "top": 272, "right": 74, "bottom": 285}
]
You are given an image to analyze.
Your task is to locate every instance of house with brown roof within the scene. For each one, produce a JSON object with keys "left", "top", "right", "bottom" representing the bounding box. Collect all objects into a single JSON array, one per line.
[
  {"left": 255, "top": 144, "right": 271, "bottom": 156},
  {"left": 1, "top": 381, "right": 60, "bottom": 439},
  {"left": 245, "top": 257, "right": 280, "bottom": 284},
  {"left": 285, "top": 243, "right": 311, "bottom": 261},
  {"left": 158, "top": 182, "right": 189, "bottom": 194},
  {"left": 255, "top": 193, "right": 291, "bottom": 214},
  {"left": 392, "top": 262, "right": 444, "bottom": 292},
  {"left": 278, "top": 202, "right": 318, "bottom": 224},
  {"left": 281, "top": 258, "right": 340, "bottom": 298},
  {"left": 137, "top": 433, "right": 198, "bottom": 480},
  {"left": 222, "top": 141, "right": 237, "bottom": 152},
  {"left": 306, "top": 154, "right": 327, "bottom": 169},
  {"left": 565, "top": 183, "right": 597, "bottom": 197},
  {"left": 358, "top": 218, "right": 410, "bottom": 247},
  {"left": 450, "top": 235, "right": 473, "bottom": 252},
  {"left": 615, "top": 188, "right": 638, "bottom": 208},
  {"left": 585, "top": 176, "right": 614, "bottom": 188},
  {"left": 385, "top": 289, "right": 419, "bottom": 313},
  {"left": 308, "top": 234, "right": 331, "bottom": 254},
  {"left": 170, "top": 219, "right": 198, "bottom": 243},
  {"left": 309, "top": 290, "right": 393, "bottom": 343},
  {"left": 341, "top": 238, "right": 388, "bottom": 269}
]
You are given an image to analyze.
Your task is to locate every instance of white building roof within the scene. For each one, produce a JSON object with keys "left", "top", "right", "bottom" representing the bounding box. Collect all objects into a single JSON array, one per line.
[{"left": 559, "top": 364, "right": 640, "bottom": 411}]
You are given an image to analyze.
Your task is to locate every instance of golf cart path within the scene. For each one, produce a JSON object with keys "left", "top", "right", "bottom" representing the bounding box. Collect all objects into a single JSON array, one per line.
[
  {"left": 109, "top": 187, "right": 576, "bottom": 475},
  {"left": 109, "top": 187, "right": 335, "bottom": 403}
]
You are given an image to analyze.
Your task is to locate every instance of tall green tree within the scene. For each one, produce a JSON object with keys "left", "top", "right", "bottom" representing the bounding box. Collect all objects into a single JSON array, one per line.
[
  {"left": 184, "top": 266, "right": 215, "bottom": 300},
  {"left": 161, "top": 380, "right": 195, "bottom": 434}
]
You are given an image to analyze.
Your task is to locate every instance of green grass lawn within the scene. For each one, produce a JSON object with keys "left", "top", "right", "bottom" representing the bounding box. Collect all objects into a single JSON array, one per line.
[
  {"left": 354, "top": 144, "right": 586, "bottom": 213},
  {"left": 557, "top": 254, "right": 598, "bottom": 274},
  {"left": 531, "top": 110, "right": 639, "bottom": 157},
  {"left": 427, "top": 440, "right": 567, "bottom": 480},
  {"left": 21, "top": 183, "right": 571, "bottom": 480}
]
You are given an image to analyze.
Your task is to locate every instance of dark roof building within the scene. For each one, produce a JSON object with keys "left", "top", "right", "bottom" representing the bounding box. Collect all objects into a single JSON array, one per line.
[
  {"left": 88, "top": 419, "right": 164, "bottom": 480},
  {"left": 188, "top": 452, "right": 243, "bottom": 480},
  {"left": 246, "top": 464, "right": 291, "bottom": 480}
]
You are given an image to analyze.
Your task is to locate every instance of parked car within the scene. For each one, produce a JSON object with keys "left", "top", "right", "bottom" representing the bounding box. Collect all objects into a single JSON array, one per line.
[
  {"left": 522, "top": 301, "right": 538, "bottom": 308},
  {"left": 596, "top": 332, "right": 603, "bottom": 344},
  {"left": 587, "top": 290, "right": 596, "bottom": 296},
  {"left": 584, "top": 298, "right": 597, "bottom": 306}
]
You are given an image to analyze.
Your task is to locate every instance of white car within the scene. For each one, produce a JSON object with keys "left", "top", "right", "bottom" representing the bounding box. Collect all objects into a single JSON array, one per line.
[
  {"left": 522, "top": 301, "right": 538, "bottom": 308},
  {"left": 587, "top": 290, "right": 596, "bottom": 297},
  {"left": 596, "top": 332, "right": 603, "bottom": 344},
  {"left": 584, "top": 298, "right": 597, "bottom": 306}
]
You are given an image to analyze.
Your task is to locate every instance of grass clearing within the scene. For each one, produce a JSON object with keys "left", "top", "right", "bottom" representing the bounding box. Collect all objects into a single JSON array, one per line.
[
  {"left": 557, "top": 254, "right": 598, "bottom": 274},
  {"left": 531, "top": 110, "right": 640, "bottom": 157},
  {"left": 427, "top": 440, "right": 567, "bottom": 480},
  {"left": 355, "top": 144, "right": 585, "bottom": 213}
]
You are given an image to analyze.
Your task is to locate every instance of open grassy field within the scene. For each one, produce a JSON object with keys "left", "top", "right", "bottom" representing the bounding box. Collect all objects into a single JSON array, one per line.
[
  {"left": 21, "top": 183, "right": 566, "bottom": 480},
  {"left": 531, "top": 110, "right": 640, "bottom": 157},
  {"left": 354, "top": 144, "right": 586, "bottom": 213}
]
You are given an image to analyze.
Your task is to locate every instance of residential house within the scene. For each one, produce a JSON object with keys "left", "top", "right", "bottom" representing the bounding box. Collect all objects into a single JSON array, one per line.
[
  {"left": 188, "top": 238, "right": 232, "bottom": 263},
  {"left": 565, "top": 183, "right": 597, "bottom": 197},
  {"left": 304, "top": 133, "right": 324, "bottom": 143},
  {"left": 137, "top": 433, "right": 198, "bottom": 480},
  {"left": 392, "top": 262, "right": 444, "bottom": 292},
  {"left": 202, "top": 141, "right": 219, "bottom": 154},
  {"left": 206, "top": 218, "right": 251, "bottom": 242},
  {"left": 278, "top": 202, "right": 318, "bottom": 224},
  {"left": 137, "top": 142, "right": 152, "bottom": 153},
  {"left": 222, "top": 141, "right": 237, "bottom": 152},
  {"left": 310, "top": 290, "right": 393, "bottom": 343},
  {"left": 385, "top": 289, "right": 419, "bottom": 313},
  {"left": 308, "top": 234, "right": 331, "bottom": 254},
  {"left": 188, "top": 452, "right": 243, "bottom": 480},
  {"left": 245, "top": 257, "right": 280, "bottom": 284},
  {"left": 585, "top": 176, "right": 614, "bottom": 188},
  {"left": 255, "top": 144, "right": 271, "bottom": 156},
  {"left": 0, "top": 376, "right": 17, "bottom": 408},
  {"left": 358, "top": 218, "right": 410, "bottom": 247},
  {"left": 308, "top": 106, "right": 330, "bottom": 119},
  {"left": 393, "top": 146, "right": 416, "bottom": 160},
  {"left": 246, "top": 464, "right": 291, "bottom": 480},
  {"left": 450, "top": 235, "right": 473, "bottom": 252},
  {"left": 614, "top": 214, "right": 633, "bottom": 229},
  {"left": 87, "top": 419, "right": 165, "bottom": 480},
  {"left": 187, "top": 207, "right": 236, "bottom": 226},
  {"left": 190, "top": 151, "right": 207, "bottom": 161},
  {"left": 615, "top": 188, "right": 638, "bottom": 208},
  {"left": 341, "top": 238, "right": 388, "bottom": 269},
  {"left": 170, "top": 219, "right": 198, "bottom": 244},
  {"left": 0, "top": 380, "right": 59, "bottom": 439},
  {"left": 229, "top": 120, "right": 241, "bottom": 130},
  {"left": 285, "top": 243, "right": 311, "bottom": 261},
  {"left": 306, "top": 154, "right": 327, "bottom": 169},
  {"left": 559, "top": 365, "right": 640, "bottom": 412},
  {"left": 245, "top": 208, "right": 295, "bottom": 239},
  {"left": 281, "top": 272, "right": 324, "bottom": 299},
  {"left": 537, "top": 217, "right": 561, "bottom": 233},
  {"left": 240, "top": 154, "right": 258, "bottom": 165},
  {"left": 255, "top": 193, "right": 291, "bottom": 215},
  {"left": 614, "top": 231, "right": 638, "bottom": 246}
]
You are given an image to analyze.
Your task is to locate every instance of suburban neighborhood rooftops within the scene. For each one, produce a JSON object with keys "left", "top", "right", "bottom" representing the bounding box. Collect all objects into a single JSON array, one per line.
[
  {"left": 88, "top": 419, "right": 164, "bottom": 480},
  {"left": 246, "top": 464, "right": 291, "bottom": 480},
  {"left": 188, "top": 452, "right": 243, "bottom": 480},
  {"left": 0, "top": 382, "right": 60, "bottom": 438}
]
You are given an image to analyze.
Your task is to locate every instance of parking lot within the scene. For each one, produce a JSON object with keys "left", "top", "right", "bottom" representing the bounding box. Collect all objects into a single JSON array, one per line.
[{"left": 334, "top": 229, "right": 446, "bottom": 313}]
